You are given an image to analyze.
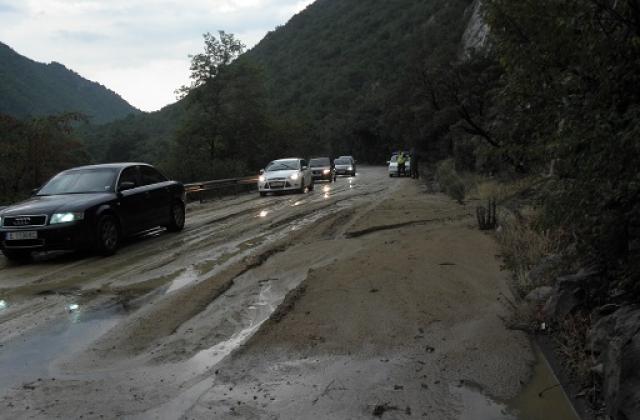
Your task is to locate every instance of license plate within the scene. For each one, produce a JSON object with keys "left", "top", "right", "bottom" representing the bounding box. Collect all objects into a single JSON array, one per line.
[
  {"left": 6, "top": 231, "right": 38, "bottom": 240},
  {"left": 270, "top": 182, "right": 284, "bottom": 188}
]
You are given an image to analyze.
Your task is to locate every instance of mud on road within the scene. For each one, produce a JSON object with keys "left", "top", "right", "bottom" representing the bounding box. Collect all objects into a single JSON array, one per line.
[{"left": 0, "top": 167, "right": 577, "bottom": 419}]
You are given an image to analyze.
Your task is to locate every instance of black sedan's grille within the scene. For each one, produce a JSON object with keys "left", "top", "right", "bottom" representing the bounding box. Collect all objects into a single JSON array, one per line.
[
  {"left": 3, "top": 215, "right": 48, "bottom": 227},
  {"left": 2, "top": 239, "right": 45, "bottom": 248}
]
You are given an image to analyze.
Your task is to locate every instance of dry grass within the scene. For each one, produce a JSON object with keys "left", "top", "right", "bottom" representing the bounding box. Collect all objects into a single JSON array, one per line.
[
  {"left": 468, "top": 175, "right": 539, "bottom": 203},
  {"left": 496, "top": 211, "right": 558, "bottom": 296},
  {"left": 435, "top": 159, "right": 466, "bottom": 203},
  {"left": 556, "top": 311, "right": 594, "bottom": 385}
]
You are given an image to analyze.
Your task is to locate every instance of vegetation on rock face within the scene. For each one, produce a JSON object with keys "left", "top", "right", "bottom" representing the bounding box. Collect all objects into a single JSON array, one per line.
[
  {"left": 0, "top": 43, "right": 139, "bottom": 124},
  {"left": 480, "top": 0, "right": 640, "bottom": 296}
]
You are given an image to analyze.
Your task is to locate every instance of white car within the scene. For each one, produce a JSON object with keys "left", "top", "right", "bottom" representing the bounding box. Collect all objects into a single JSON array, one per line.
[
  {"left": 388, "top": 154, "right": 411, "bottom": 177},
  {"left": 258, "top": 158, "right": 314, "bottom": 196}
]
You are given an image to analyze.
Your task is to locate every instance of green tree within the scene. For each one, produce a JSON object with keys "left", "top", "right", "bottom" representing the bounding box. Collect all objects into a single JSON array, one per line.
[
  {"left": 168, "top": 32, "right": 277, "bottom": 181},
  {"left": 0, "top": 113, "right": 88, "bottom": 203}
]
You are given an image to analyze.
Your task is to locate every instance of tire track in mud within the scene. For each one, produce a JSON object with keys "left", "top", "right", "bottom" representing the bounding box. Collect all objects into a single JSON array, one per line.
[
  {"left": 0, "top": 170, "right": 386, "bottom": 378},
  {"left": 70, "top": 204, "right": 363, "bottom": 368},
  {"left": 344, "top": 212, "right": 473, "bottom": 238}
]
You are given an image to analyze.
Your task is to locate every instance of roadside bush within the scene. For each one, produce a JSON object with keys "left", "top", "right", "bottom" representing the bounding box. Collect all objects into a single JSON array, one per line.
[{"left": 435, "top": 159, "right": 466, "bottom": 203}]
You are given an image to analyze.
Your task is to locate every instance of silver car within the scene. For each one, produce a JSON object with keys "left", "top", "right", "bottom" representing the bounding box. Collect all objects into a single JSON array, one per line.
[
  {"left": 258, "top": 158, "right": 314, "bottom": 196},
  {"left": 334, "top": 157, "right": 356, "bottom": 177}
]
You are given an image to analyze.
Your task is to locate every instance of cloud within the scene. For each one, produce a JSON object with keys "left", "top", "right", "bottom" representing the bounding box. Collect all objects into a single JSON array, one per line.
[{"left": 0, "top": 0, "right": 314, "bottom": 112}]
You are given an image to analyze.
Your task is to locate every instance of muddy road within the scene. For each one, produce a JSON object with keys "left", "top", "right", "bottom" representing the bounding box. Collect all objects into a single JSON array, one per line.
[{"left": 0, "top": 167, "right": 577, "bottom": 419}]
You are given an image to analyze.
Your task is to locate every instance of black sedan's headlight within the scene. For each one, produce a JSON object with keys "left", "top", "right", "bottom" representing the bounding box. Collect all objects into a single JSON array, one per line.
[{"left": 50, "top": 212, "right": 85, "bottom": 225}]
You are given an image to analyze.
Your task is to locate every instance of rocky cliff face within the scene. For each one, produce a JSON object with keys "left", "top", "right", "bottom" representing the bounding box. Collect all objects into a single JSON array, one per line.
[{"left": 460, "top": 0, "right": 490, "bottom": 59}]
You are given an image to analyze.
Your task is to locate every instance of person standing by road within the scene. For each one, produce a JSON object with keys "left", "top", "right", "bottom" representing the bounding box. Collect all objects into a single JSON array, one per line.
[
  {"left": 410, "top": 148, "right": 419, "bottom": 179},
  {"left": 397, "top": 151, "right": 407, "bottom": 176}
]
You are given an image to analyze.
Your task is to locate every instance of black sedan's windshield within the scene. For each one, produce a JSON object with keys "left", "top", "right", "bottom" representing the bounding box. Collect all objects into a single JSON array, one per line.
[
  {"left": 266, "top": 160, "right": 299, "bottom": 171},
  {"left": 310, "top": 158, "right": 330, "bottom": 167},
  {"left": 38, "top": 169, "right": 118, "bottom": 195}
]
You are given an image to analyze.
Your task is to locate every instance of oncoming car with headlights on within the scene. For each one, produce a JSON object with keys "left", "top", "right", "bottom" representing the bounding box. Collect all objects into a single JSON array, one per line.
[
  {"left": 334, "top": 157, "right": 356, "bottom": 177},
  {"left": 258, "top": 158, "right": 314, "bottom": 196},
  {"left": 309, "top": 157, "right": 336, "bottom": 182},
  {"left": 0, "top": 163, "right": 186, "bottom": 262}
]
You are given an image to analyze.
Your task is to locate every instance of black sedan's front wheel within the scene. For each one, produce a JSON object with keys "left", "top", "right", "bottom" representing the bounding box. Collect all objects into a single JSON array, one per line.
[
  {"left": 96, "top": 214, "right": 120, "bottom": 256},
  {"left": 167, "top": 201, "right": 185, "bottom": 232}
]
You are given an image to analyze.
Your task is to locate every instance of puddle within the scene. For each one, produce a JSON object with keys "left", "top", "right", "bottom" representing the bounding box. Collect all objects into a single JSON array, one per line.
[
  {"left": 508, "top": 345, "right": 580, "bottom": 420},
  {"left": 455, "top": 385, "right": 515, "bottom": 419},
  {"left": 0, "top": 303, "right": 127, "bottom": 396},
  {"left": 455, "top": 345, "right": 579, "bottom": 420},
  {"left": 165, "top": 267, "right": 196, "bottom": 294}
]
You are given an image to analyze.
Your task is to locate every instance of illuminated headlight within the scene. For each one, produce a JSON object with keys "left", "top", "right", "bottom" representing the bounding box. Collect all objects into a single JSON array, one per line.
[
  {"left": 323, "top": 169, "right": 331, "bottom": 175},
  {"left": 290, "top": 173, "right": 300, "bottom": 181},
  {"left": 348, "top": 166, "right": 353, "bottom": 171},
  {"left": 50, "top": 212, "right": 84, "bottom": 225},
  {"left": 259, "top": 175, "right": 266, "bottom": 183}
]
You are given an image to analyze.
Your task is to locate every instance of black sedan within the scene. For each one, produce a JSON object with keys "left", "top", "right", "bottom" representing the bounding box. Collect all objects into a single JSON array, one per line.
[{"left": 0, "top": 163, "right": 186, "bottom": 262}]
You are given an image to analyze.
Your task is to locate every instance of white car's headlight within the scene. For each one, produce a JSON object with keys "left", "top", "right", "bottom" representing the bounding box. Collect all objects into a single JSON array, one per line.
[
  {"left": 323, "top": 169, "right": 330, "bottom": 175},
  {"left": 259, "top": 175, "right": 266, "bottom": 183},
  {"left": 290, "top": 173, "right": 300, "bottom": 181},
  {"left": 348, "top": 166, "right": 353, "bottom": 171},
  {"left": 50, "top": 212, "right": 84, "bottom": 225}
]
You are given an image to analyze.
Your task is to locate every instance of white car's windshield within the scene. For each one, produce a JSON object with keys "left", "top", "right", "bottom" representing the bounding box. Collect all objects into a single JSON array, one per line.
[
  {"left": 266, "top": 160, "right": 299, "bottom": 171},
  {"left": 390, "top": 155, "right": 398, "bottom": 163},
  {"left": 38, "top": 169, "right": 117, "bottom": 195}
]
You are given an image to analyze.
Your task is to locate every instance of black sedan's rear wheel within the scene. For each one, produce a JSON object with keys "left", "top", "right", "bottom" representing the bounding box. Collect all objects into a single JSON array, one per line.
[
  {"left": 96, "top": 215, "right": 120, "bottom": 256},
  {"left": 167, "top": 201, "right": 185, "bottom": 232},
  {"left": 1, "top": 249, "right": 32, "bottom": 263}
]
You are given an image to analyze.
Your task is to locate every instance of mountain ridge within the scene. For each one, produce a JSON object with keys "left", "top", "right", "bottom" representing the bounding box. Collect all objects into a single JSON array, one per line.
[{"left": 0, "top": 42, "right": 140, "bottom": 124}]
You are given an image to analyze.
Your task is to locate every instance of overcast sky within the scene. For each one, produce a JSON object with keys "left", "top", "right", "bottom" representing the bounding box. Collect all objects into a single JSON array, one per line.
[{"left": 0, "top": 0, "right": 314, "bottom": 112}]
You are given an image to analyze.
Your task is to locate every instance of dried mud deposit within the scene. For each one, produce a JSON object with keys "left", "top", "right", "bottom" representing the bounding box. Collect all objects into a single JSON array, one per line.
[{"left": 0, "top": 168, "right": 540, "bottom": 419}]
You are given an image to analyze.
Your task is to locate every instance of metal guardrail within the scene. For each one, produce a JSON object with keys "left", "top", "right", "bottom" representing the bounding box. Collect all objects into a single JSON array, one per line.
[{"left": 184, "top": 176, "right": 259, "bottom": 203}]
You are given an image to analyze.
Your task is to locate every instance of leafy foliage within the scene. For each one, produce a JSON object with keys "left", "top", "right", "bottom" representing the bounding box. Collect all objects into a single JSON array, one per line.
[{"left": 0, "top": 113, "right": 89, "bottom": 204}]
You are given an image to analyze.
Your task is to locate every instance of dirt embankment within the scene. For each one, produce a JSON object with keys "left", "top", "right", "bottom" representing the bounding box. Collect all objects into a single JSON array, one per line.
[{"left": 172, "top": 182, "right": 534, "bottom": 419}]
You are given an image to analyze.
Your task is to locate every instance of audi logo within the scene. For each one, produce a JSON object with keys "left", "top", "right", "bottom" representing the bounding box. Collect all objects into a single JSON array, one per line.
[{"left": 13, "top": 217, "right": 31, "bottom": 226}]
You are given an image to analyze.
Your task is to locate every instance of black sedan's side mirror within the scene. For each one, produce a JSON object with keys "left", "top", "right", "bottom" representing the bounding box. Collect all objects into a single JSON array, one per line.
[{"left": 118, "top": 181, "right": 136, "bottom": 192}]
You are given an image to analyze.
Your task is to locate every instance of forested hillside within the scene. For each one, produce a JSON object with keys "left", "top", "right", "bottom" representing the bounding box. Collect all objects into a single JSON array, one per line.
[
  {"left": 244, "top": 0, "right": 473, "bottom": 161},
  {"left": 81, "top": 0, "right": 475, "bottom": 178},
  {"left": 0, "top": 43, "right": 139, "bottom": 124}
]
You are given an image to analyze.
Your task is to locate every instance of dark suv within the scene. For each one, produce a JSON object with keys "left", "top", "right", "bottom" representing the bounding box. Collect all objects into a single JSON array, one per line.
[
  {"left": 0, "top": 163, "right": 185, "bottom": 262},
  {"left": 309, "top": 157, "right": 336, "bottom": 182}
]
